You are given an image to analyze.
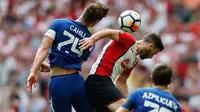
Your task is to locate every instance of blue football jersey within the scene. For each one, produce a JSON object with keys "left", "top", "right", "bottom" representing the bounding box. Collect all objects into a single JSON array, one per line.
[
  {"left": 44, "top": 19, "right": 93, "bottom": 70},
  {"left": 122, "top": 88, "right": 182, "bottom": 112}
]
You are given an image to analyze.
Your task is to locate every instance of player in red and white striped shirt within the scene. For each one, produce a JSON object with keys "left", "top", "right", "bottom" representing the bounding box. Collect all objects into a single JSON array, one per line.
[{"left": 79, "top": 29, "right": 164, "bottom": 112}]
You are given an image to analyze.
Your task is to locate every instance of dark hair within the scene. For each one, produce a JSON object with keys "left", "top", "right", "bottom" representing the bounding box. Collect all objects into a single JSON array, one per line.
[
  {"left": 152, "top": 63, "right": 172, "bottom": 86},
  {"left": 143, "top": 33, "right": 164, "bottom": 51},
  {"left": 82, "top": 2, "right": 109, "bottom": 23}
]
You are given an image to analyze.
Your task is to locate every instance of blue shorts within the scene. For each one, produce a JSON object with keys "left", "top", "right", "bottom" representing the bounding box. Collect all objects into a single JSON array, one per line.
[{"left": 48, "top": 72, "right": 92, "bottom": 112}]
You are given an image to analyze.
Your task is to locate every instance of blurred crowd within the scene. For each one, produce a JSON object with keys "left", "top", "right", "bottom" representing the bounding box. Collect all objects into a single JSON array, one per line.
[{"left": 0, "top": 0, "right": 200, "bottom": 112}]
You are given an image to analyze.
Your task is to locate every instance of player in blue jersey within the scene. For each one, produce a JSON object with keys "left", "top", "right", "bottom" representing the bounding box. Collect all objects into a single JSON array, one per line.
[
  {"left": 116, "top": 63, "right": 182, "bottom": 112},
  {"left": 26, "top": 2, "right": 109, "bottom": 112}
]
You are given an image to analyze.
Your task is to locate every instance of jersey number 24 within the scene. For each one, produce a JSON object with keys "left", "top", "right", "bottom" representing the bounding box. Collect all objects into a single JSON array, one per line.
[{"left": 57, "top": 30, "right": 83, "bottom": 57}]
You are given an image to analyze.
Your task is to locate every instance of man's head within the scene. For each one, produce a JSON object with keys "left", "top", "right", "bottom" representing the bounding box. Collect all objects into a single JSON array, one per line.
[
  {"left": 138, "top": 33, "right": 164, "bottom": 59},
  {"left": 81, "top": 2, "right": 109, "bottom": 27},
  {"left": 151, "top": 63, "right": 173, "bottom": 86}
]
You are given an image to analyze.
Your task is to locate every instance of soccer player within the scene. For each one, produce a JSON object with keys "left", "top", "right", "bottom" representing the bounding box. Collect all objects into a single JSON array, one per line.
[
  {"left": 26, "top": 2, "right": 109, "bottom": 112},
  {"left": 116, "top": 63, "right": 182, "bottom": 112},
  {"left": 79, "top": 29, "right": 164, "bottom": 112}
]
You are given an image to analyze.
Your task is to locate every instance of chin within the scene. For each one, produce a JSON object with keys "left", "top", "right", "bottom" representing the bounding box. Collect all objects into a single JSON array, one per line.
[{"left": 140, "top": 58, "right": 145, "bottom": 60}]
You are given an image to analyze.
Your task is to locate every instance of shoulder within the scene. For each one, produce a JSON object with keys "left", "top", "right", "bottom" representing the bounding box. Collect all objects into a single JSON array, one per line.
[
  {"left": 168, "top": 94, "right": 179, "bottom": 102},
  {"left": 128, "top": 88, "right": 146, "bottom": 100},
  {"left": 134, "top": 88, "right": 159, "bottom": 94},
  {"left": 118, "top": 32, "right": 136, "bottom": 43},
  {"left": 51, "top": 19, "right": 71, "bottom": 24},
  {"left": 130, "top": 88, "right": 144, "bottom": 95}
]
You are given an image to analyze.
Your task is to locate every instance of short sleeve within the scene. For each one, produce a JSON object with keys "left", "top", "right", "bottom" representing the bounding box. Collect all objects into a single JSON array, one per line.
[
  {"left": 122, "top": 89, "right": 140, "bottom": 111},
  {"left": 118, "top": 32, "right": 136, "bottom": 45},
  {"left": 44, "top": 20, "right": 59, "bottom": 40}
]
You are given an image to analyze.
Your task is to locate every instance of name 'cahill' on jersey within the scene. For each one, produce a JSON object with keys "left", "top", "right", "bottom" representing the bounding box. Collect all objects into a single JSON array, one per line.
[{"left": 44, "top": 19, "right": 92, "bottom": 70}]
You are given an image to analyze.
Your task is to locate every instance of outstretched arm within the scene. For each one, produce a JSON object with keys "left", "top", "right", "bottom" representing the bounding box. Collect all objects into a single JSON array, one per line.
[{"left": 79, "top": 29, "right": 122, "bottom": 50}]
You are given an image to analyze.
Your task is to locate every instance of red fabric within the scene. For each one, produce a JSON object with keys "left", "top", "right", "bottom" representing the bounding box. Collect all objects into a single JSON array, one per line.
[
  {"left": 177, "top": 62, "right": 188, "bottom": 80},
  {"left": 189, "top": 21, "right": 200, "bottom": 38},
  {"left": 122, "top": 59, "right": 138, "bottom": 77},
  {"left": 180, "top": 104, "right": 186, "bottom": 112},
  {"left": 95, "top": 32, "right": 136, "bottom": 77}
]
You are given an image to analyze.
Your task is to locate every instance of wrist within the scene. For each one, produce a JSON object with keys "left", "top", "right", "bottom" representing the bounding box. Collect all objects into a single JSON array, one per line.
[
  {"left": 91, "top": 37, "right": 96, "bottom": 43},
  {"left": 30, "top": 69, "right": 39, "bottom": 73}
]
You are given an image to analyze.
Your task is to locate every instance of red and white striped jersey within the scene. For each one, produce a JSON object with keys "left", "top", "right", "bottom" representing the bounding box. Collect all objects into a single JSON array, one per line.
[{"left": 90, "top": 32, "right": 139, "bottom": 81}]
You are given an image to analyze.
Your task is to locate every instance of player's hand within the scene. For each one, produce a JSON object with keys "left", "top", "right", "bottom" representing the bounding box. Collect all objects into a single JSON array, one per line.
[
  {"left": 79, "top": 38, "right": 95, "bottom": 51},
  {"left": 27, "top": 72, "right": 38, "bottom": 93},
  {"left": 40, "top": 62, "right": 50, "bottom": 72}
]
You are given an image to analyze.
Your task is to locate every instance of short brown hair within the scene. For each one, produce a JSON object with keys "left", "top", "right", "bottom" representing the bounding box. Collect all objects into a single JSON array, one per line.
[
  {"left": 143, "top": 33, "right": 164, "bottom": 51},
  {"left": 82, "top": 2, "right": 109, "bottom": 23},
  {"left": 152, "top": 63, "right": 173, "bottom": 86}
]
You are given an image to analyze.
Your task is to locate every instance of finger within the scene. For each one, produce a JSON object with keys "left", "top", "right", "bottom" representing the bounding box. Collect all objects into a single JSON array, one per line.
[
  {"left": 79, "top": 44, "right": 86, "bottom": 50},
  {"left": 79, "top": 38, "right": 86, "bottom": 43},
  {"left": 27, "top": 82, "right": 32, "bottom": 93},
  {"left": 39, "top": 67, "right": 42, "bottom": 71},
  {"left": 89, "top": 46, "right": 93, "bottom": 51},
  {"left": 27, "top": 81, "right": 29, "bottom": 88},
  {"left": 81, "top": 45, "right": 90, "bottom": 51},
  {"left": 79, "top": 42, "right": 89, "bottom": 49},
  {"left": 27, "top": 76, "right": 30, "bottom": 81},
  {"left": 29, "top": 85, "right": 32, "bottom": 93},
  {"left": 78, "top": 40, "right": 87, "bottom": 45},
  {"left": 34, "top": 82, "right": 37, "bottom": 87}
]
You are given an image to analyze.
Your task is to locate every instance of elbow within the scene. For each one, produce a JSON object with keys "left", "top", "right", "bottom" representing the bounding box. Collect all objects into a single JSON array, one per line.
[
  {"left": 117, "top": 81, "right": 126, "bottom": 86},
  {"left": 115, "top": 81, "right": 121, "bottom": 88},
  {"left": 39, "top": 45, "right": 50, "bottom": 53},
  {"left": 115, "top": 79, "right": 126, "bottom": 87},
  {"left": 115, "top": 76, "right": 128, "bottom": 86},
  {"left": 102, "top": 28, "right": 111, "bottom": 32}
]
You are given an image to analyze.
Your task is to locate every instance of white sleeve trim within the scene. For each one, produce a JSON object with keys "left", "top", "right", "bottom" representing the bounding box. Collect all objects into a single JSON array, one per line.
[{"left": 44, "top": 29, "right": 56, "bottom": 40}]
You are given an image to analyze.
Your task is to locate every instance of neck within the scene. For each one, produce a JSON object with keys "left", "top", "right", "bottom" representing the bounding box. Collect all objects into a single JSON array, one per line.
[
  {"left": 76, "top": 16, "right": 90, "bottom": 28},
  {"left": 153, "top": 85, "right": 169, "bottom": 92}
]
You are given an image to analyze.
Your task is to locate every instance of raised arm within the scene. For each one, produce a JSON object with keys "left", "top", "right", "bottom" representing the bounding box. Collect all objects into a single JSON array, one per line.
[{"left": 79, "top": 29, "right": 122, "bottom": 50}]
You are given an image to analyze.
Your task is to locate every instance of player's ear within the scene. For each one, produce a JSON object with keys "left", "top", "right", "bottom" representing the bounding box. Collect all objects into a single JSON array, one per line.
[
  {"left": 94, "top": 20, "right": 100, "bottom": 25},
  {"left": 170, "top": 77, "right": 173, "bottom": 83},
  {"left": 149, "top": 44, "right": 154, "bottom": 50},
  {"left": 150, "top": 75, "right": 154, "bottom": 83},
  {"left": 90, "top": 20, "right": 100, "bottom": 27},
  {"left": 146, "top": 43, "right": 151, "bottom": 51}
]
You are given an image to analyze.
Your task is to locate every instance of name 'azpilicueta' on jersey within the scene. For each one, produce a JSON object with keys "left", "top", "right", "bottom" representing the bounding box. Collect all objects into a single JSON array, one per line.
[{"left": 142, "top": 92, "right": 178, "bottom": 110}]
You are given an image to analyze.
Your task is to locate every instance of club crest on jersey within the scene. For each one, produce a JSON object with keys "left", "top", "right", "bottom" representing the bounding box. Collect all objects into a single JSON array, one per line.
[{"left": 121, "top": 58, "right": 130, "bottom": 70}]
